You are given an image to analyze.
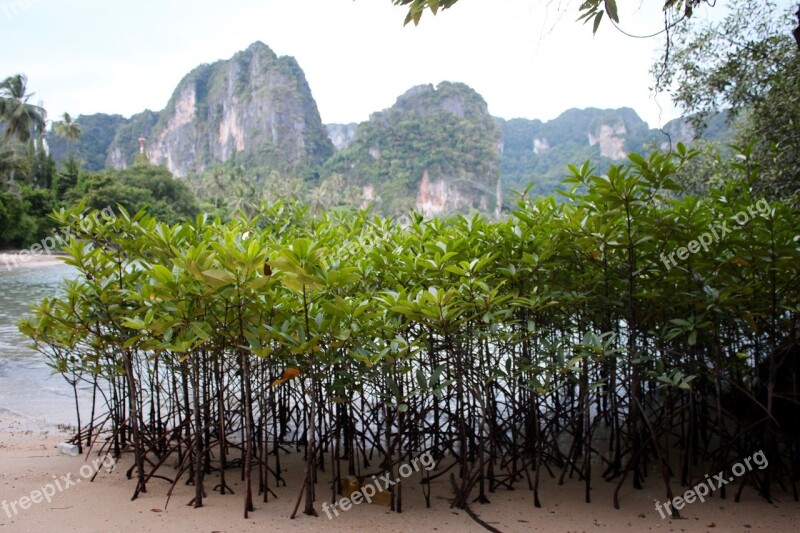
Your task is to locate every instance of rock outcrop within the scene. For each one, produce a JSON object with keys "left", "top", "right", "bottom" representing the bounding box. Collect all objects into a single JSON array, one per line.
[
  {"left": 47, "top": 42, "right": 333, "bottom": 177},
  {"left": 143, "top": 42, "right": 333, "bottom": 177},
  {"left": 497, "top": 107, "right": 658, "bottom": 196},
  {"left": 588, "top": 120, "right": 628, "bottom": 160},
  {"left": 326, "top": 123, "right": 358, "bottom": 151},
  {"left": 322, "top": 82, "right": 501, "bottom": 216}
]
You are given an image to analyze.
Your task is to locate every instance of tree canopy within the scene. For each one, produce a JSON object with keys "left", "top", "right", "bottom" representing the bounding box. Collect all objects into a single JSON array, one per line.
[
  {"left": 657, "top": 0, "right": 800, "bottom": 203},
  {"left": 68, "top": 164, "right": 199, "bottom": 224},
  {"left": 0, "top": 74, "right": 46, "bottom": 143}
]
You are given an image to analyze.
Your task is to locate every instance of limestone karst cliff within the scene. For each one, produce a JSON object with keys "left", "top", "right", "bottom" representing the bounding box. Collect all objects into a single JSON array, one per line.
[
  {"left": 321, "top": 82, "right": 502, "bottom": 216},
  {"left": 325, "top": 123, "right": 358, "bottom": 151},
  {"left": 144, "top": 42, "right": 333, "bottom": 177},
  {"left": 497, "top": 107, "right": 663, "bottom": 197},
  {"left": 48, "top": 42, "right": 333, "bottom": 178}
]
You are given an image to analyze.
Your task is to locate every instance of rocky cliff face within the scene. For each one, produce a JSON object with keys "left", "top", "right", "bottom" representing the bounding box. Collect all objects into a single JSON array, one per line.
[
  {"left": 106, "top": 110, "right": 159, "bottom": 170},
  {"left": 415, "top": 169, "right": 492, "bottom": 217},
  {"left": 587, "top": 120, "right": 628, "bottom": 160},
  {"left": 143, "top": 42, "right": 333, "bottom": 177},
  {"left": 322, "top": 82, "right": 501, "bottom": 216},
  {"left": 497, "top": 108, "right": 660, "bottom": 197},
  {"left": 47, "top": 42, "right": 333, "bottom": 178},
  {"left": 326, "top": 123, "right": 358, "bottom": 151}
]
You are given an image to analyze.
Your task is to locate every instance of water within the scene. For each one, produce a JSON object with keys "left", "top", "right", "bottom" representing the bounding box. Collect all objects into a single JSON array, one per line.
[{"left": 0, "top": 261, "right": 84, "bottom": 426}]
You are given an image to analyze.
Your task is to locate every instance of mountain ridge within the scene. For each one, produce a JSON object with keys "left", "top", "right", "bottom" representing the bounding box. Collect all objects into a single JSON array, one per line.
[{"left": 45, "top": 41, "right": 730, "bottom": 213}]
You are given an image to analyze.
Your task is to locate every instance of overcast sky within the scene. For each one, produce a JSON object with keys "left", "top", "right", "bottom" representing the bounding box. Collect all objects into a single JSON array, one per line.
[{"left": 0, "top": 0, "right": 745, "bottom": 129}]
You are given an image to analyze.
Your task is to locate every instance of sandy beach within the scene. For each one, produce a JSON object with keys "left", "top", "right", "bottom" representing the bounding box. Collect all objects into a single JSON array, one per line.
[
  {"left": 0, "top": 417, "right": 796, "bottom": 532},
  {"left": 0, "top": 251, "right": 68, "bottom": 271}
]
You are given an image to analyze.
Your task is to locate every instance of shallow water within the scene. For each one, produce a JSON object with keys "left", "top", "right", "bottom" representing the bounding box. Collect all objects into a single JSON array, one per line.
[{"left": 0, "top": 262, "right": 86, "bottom": 426}]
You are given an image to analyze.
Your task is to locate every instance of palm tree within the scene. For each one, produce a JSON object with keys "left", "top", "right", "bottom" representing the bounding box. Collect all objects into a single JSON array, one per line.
[
  {"left": 0, "top": 74, "right": 47, "bottom": 143},
  {"left": 226, "top": 167, "right": 259, "bottom": 218},
  {"left": 0, "top": 146, "right": 29, "bottom": 191},
  {"left": 53, "top": 112, "right": 82, "bottom": 156}
]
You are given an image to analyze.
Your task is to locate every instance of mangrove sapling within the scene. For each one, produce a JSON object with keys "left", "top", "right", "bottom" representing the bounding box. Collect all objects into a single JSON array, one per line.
[{"left": 17, "top": 152, "right": 800, "bottom": 520}]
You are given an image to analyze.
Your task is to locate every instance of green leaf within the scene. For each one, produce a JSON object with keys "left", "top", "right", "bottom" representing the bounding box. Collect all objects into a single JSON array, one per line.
[
  {"left": 416, "top": 368, "right": 427, "bottom": 391},
  {"left": 200, "top": 269, "right": 235, "bottom": 288},
  {"left": 123, "top": 318, "right": 146, "bottom": 330},
  {"left": 603, "top": 0, "right": 618, "bottom": 23},
  {"left": 592, "top": 10, "right": 604, "bottom": 33},
  {"left": 333, "top": 329, "right": 352, "bottom": 341},
  {"left": 189, "top": 322, "right": 211, "bottom": 341},
  {"left": 429, "top": 364, "right": 446, "bottom": 388},
  {"left": 387, "top": 376, "right": 401, "bottom": 397},
  {"left": 151, "top": 264, "right": 173, "bottom": 284}
]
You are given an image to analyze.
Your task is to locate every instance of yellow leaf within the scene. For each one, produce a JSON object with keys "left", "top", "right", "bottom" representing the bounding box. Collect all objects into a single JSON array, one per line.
[{"left": 271, "top": 367, "right": 301, "bottom": 388}]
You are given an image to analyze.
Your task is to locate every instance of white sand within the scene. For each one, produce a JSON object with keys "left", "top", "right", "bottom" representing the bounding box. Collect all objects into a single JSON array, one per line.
[
  {"left": 1, "top": 417, "right": 798, "bottom": 532},
  {"left": 0, "top": 251, "right": 68, "bottom": 270}
]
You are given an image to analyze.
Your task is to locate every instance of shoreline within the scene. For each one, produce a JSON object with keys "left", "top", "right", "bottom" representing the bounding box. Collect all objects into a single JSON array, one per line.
[
  {"left": 0, "top": 251, "right": 68, "bottom": 270},
  {"left": 1, "top": 415, "right": 797, "bottom": 532}
]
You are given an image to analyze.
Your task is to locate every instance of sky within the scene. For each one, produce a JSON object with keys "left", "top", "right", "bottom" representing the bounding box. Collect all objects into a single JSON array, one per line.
[{"left": 0, "top": 0, "right": 739, "bottom": 129}]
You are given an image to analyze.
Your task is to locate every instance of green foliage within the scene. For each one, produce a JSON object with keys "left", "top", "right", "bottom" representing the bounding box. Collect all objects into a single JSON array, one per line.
[
  {"left": 27, "top": 146, "right": 57, "bottom": 190},
  {"left": 54, "top": 157, "right": 80, "bottom": 200},
  {"left": 0, "top": 144, "right": 29, "bottom": 184},
  {"left": 323, "top": 82, "right": 500, "bottom": 215},
  {"left": 392, "top": 0, "right": 460, "bottom": 25},
  {"left": 52, "top": 113, "right": 82, "bottom": 150},
  {"left": 658, "top": 0, "right": 800, "bottom": 202},
  {"left": 740, "top": 53, "right": 800, "bottom": 202},
  {"left": 20, "top": 148, "right": 800, "bottom": 511},
  {"left": 0, "top": 185, "right": 57, "bottom": 247},
  {"left": 0, "top": 74, "right": 62, "bottom": 245},
  {"left": 68, "top": 164, "right": 198, "bottom": 224},
  {"left": 187, "top": 161, "right": 308, "bottom": 220},
  {"left": 659, "top": 0, "right": 794, "bottom": 127},
  {"left": 393, "top": 0, "right": 710, "bottom": 30},
  {"left": 0, "top": 190, "right": 32, "bottom": 247},
  {"left": 0, "top": 74, "right": 46, "bottom": 143},
  {"left": 21, "top": 186, "right": 58, "bottom": 241},
  {"left": 46, "top": 113, "right": 130, "bottom": 171}
]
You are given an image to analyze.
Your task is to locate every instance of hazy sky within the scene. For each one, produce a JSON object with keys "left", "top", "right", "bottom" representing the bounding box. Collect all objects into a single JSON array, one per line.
[{"left": 0, "top": 0, "right": 740, "bottom": 128}]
